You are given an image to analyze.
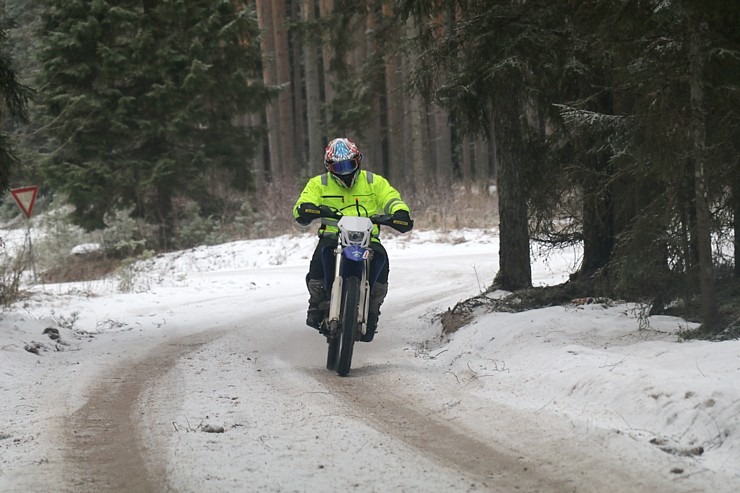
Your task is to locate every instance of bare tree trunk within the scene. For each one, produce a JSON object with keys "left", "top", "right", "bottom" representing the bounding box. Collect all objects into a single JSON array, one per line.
[
  {"left": 302, "top": 0, "right": 322, "bottom": 175},
  {"left": 476, "top": 137, "right": 489, "bottom": 185},
  {"left": 488, "top": 117, "right": 497, "bottom": 178},
  {"left": 404, "top": 21, "right": 425, "bottom": 194},
  {"left": 428, "top": 10, "right": 454, "bottom": 187},
  {"left": 248, "top": 113, "right": 266, "bottom": 186},
  {"left": 432, "top": 105, "right": 452, "bottom": 186},
  {"left": 382, "top": 0, "right": 402, "bottom": 183},
  {"left": 689, "top": 16, "right": 718, "bottom": 331},
  {"left": 319, "top": 0, "right": 335, "bottom": 125},
  {"left": 407, "top": 95, "right": 425, "bottom": 194},
  {"left": 574, "top": 87, "right": 616, "bottom": 279},
  {"left": 492, "top": 103, "right": 532, "bottom": 291},
  {"left": 364, "top": 7, "right": 383, "bottom": 172},
  {"left": 421, "top": 101, "right": 434, "bottom": 185},
  {"left": 290, "top": 0, "right": 306, "bottom": 174},
  {"left": 256, "top": 0, "right": 280, "bottom": 182},
  {"left": 272, "top": 0, "right": 295, "bottom": 180},
  {"left": 580, "top": 151, "right": 614, "bottom": 276},
  {"left": 460, "top": 138, "right": 472, "bottom": 191}
]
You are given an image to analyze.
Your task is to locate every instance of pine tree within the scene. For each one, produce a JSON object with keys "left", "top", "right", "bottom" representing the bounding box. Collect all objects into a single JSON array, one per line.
[{"left": 37, "top": 0, "right": 273, "bottom": 248}]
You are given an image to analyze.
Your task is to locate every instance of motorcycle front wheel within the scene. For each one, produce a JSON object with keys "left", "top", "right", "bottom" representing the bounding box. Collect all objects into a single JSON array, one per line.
[
  {"left": 326, "top": 321, "right": 340, "bottom": 371},
  {"left": 336, "top": 276, "right": 360, "bottom": 376}
]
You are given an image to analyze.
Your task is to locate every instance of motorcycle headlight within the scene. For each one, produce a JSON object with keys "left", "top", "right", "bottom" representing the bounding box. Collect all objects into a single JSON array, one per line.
[{"left": 347, "top": 231, "right": 365, "bottom": 243}]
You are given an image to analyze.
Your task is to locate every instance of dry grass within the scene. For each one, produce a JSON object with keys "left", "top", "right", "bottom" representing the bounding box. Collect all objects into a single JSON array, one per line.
[
  {"left": 271, "top": 180, "right": 500, "bottom": 238},
  {"left": 406, "top": 183, "right": 499, "bottom": 231},
  {"left": 0, "top": 243, "right": 30, "bottom": 306},
  {"left": 41, "top": 252, "right": 122, "bottom": 284},
  {"left": 17, "top": 181, "right": 500, "bottom": 285}
]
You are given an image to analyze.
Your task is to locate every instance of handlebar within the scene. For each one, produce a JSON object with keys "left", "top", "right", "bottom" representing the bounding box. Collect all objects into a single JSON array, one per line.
[
  {"left": 370, "top": 214, "right": 396, "bottom": 227},
  {"left": 317, "top": 205, "right": 341, "bottom": 219},
  {"left": 318, "top": 205, "right": 393, "bottom": 226},
  {"left": 298, "top": 202, "right": 411, "bottom": 232}
]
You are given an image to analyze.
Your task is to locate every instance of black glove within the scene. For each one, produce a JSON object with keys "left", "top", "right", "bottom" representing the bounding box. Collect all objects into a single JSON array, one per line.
[
  {"left": 318, "top": 205, "right": 341, "bottom": 219},
  {"left": 296, "top": 203, "right": 322, "bottom": 225},
  {"left": 391, "top": 210, "right": 413, "bottom": 233}
]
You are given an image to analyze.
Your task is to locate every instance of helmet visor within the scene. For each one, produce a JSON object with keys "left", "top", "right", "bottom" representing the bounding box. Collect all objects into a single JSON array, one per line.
[{"left": 329, "top": 159, "right": 358, "bottom": 175}]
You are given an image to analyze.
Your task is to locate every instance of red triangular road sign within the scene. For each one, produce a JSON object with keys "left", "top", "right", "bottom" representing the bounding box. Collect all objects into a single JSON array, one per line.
[{"left": 10, "top": 186, "right": 39, "bottom": 218}]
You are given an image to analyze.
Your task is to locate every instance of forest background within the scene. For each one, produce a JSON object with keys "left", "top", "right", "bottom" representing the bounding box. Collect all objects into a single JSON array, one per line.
[{"left": 0, "top": 0, "right": 738, "bottom": 336}]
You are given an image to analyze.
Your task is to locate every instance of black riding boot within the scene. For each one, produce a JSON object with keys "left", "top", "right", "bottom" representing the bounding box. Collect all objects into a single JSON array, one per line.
[
  {"left": 306, "top": 279, "right": 328, "bottom": 330},
  {"left": 361, "top": 282, "right": 388, "bottom": 342}
]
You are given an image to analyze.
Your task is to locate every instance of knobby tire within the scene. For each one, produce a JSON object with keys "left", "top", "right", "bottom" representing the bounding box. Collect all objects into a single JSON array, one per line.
[
  {"left": 337, "top": 276, "right": 360, "bottom": 376},
  {"left": 326, "top": 325, "right": 339, "bottom": 371}
]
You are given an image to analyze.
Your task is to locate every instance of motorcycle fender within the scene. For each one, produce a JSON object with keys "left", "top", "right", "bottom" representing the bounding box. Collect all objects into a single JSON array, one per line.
[{"left": 342, "top": 245, "right": 369, "bottom": 262}]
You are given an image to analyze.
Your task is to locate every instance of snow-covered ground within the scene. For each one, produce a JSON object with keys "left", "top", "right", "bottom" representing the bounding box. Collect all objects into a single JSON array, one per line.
[{"left": 1, "top": 228, "right": 738, "bottom": 492}]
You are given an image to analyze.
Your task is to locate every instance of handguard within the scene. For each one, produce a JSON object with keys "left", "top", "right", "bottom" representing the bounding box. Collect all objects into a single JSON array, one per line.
[
  {"left": 297, "top": 203, "right": 322, "bottom": 223},
  {"left": 390, "top": 210, "right": 414, "bottom": 233}
]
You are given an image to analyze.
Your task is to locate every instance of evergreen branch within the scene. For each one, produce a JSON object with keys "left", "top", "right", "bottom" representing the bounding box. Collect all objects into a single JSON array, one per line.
[{"left": 553, "top": 104, "right": 631, "bottom": 130}]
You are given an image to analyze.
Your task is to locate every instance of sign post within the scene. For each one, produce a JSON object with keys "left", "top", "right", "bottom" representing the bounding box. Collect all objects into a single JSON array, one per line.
[{"left": 10, "top": 186, "right": 39, "bottom": 282}]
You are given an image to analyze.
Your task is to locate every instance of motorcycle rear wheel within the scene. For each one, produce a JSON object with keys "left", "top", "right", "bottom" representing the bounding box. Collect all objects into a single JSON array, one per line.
[{"left": 337, "top": 276, "right": 360, "bottom": 376}]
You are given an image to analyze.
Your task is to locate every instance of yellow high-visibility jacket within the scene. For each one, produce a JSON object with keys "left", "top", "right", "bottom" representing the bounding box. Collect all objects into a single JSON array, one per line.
[{"left": 293, "top": 170, "right": 410, "bottom": 240}]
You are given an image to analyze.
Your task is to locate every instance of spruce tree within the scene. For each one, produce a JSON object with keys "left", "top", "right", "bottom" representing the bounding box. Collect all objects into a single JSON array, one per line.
[
  {"left": 559, "top": 0, "right": 739, "bottom": 329},
  {"left": 399, "top": 0, "right": 571, "bottom": 291},
  {"left": 399, "top": 0, "right": 739, "bottom": 331},
  {"left": 37, "top": 0, "right": 273, "bottom": 248},
  {"left": 5, "top": 0, "right": 45, "bottom": 186},
  {"left": 0, "top": 8, "right": 32, "bottom": 191}
]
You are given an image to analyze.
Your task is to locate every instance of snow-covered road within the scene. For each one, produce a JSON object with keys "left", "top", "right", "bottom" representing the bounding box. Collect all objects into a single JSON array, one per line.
[{"left": 2, "top": 231, "right": 738, "bottom": 492}]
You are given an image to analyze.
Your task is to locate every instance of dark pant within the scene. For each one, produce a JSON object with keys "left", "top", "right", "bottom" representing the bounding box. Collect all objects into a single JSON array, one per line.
[{"left": 307, "top": 236, "right": 389, "bottom": 286}]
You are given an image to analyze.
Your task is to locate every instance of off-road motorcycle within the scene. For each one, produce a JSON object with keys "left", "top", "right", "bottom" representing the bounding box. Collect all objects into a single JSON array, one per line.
[{"left": 314, "top": 204, "right": 399, "bottom": 376}]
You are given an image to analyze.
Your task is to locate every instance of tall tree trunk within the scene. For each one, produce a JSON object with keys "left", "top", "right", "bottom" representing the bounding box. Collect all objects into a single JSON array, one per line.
[
  {"left": 382, "top": 0, "right": 402, "bottom": 182},
  {"left": 319, "top": 0, "right": 335, "bottom": 125},
  {"left": 255, "top": 0, "right": 280, "bottom": 182},
  {"left": 421, "top": 101, "right": 433, "bottom": 186},
  {"left": 271, "top": 0, "right": 295, "bottom": 180},
  {"left": 290, "top": 0, "right": 306, "bottom": 174},
  {"left": 247, "top": 112, "right": 266, "bottom": 186},
  {"left": 429, "top": 9, "right": 455, "bottom": 187},
  {"left": 488, "top": 116, "right": 497, "bottom": 186},
  {"left": 302, "top": 0, "right": 322, "bottom": 175},
  {"left": 460, "top": 138, "right": 472, "bottom": 191},
  {"left": 577, "top": 86, "right": 616, "bottom": 278},
  {"left": 405, "top": 21, "right": 425, "bottom": 194},
  {"left": 396, "top": 14, "right": 413, "bottom": 188},
  {"left": 432, "top": 104, "right": 452, "bottom": 187},
  {"left": 492, "top": 104, "right": 532, "bottom": 291},
  {"left": 689, "top": 16, "right": 718, "bottom": 331},
  {"left": 579, "top": 151, "right": 614, "bottom": 276},
  {"left": 407, "top": 94, "right": 425, "bottom": 194},
  {"left": 475, "top": 136, "right": 490, "bottom": 188},
  {"left": 364, "top": 7, "right": 384, "bottom": 173}
]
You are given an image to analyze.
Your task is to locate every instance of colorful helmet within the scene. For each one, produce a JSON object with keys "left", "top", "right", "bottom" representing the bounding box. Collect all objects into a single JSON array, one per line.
[{"left": 324, "top": 137, "right": 362, "bottom": 188}]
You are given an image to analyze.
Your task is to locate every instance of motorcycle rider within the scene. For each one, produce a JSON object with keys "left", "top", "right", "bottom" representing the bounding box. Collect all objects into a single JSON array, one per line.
[{"left": 293, "top": 137, "right": 414, "bottom": 342}]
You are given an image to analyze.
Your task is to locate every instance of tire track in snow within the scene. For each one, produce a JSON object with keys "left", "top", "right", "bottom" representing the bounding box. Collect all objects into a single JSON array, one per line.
[
  {"left": 61, "top": 330, "right": 228, "bottom": 493},
  {"left": 313, "top": 370, "right": 564, "bottom": 492}
]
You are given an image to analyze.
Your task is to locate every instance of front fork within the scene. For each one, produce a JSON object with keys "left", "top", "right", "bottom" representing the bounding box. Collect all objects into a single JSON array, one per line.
[
  {"left": 327, "top": 246, "right": 371, "bottom": 337},
  {"left": 327, "top": 247, "right": 343, "bottom": 325}
]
